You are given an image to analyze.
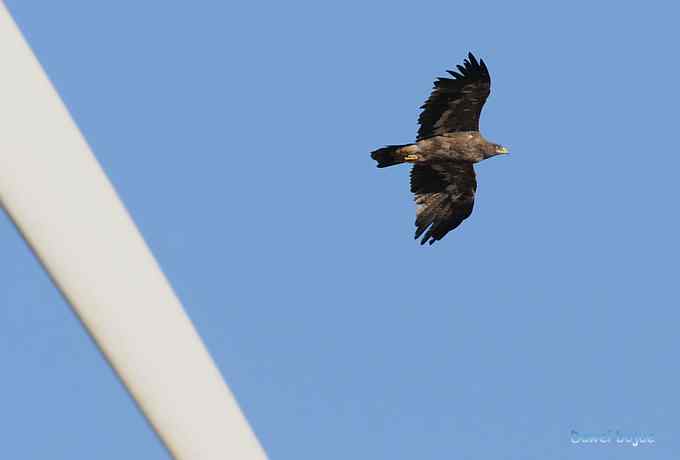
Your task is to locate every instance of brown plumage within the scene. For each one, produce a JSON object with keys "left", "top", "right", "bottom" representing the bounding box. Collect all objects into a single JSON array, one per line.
[{"left": 370, "top": 52, "right": 508, "bottom": 245}]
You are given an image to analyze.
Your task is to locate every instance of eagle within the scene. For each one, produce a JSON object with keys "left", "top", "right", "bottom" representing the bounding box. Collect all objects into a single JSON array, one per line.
[{"left": 371, "top": 52, "right": 508, "bottom": 245}]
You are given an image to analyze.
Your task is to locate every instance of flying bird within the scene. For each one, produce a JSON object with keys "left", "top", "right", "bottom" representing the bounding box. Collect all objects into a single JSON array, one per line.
[{"left": 371, "top": 52, "right": 508, "bottom": 245}]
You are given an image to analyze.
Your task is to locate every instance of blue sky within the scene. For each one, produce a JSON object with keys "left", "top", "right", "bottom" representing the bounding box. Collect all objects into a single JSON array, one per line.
[{"left": 2, "top": 1, "right": 679, "bottom": 459}]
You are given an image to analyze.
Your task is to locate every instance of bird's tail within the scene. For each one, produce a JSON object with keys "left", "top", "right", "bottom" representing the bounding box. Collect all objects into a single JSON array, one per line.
[{"left": 370, "top": 144, "right": 415, "bottom": 168}]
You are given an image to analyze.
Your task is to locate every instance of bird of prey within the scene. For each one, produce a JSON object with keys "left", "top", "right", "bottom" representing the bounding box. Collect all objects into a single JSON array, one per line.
[{"left": 371, "top": 52, "right": 508, "bottom": 245}]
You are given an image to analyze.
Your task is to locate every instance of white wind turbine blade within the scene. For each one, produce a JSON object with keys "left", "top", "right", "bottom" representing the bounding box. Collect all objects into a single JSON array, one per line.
[{"left": 0, "top": 5, "right": 267, "bottom": 460}]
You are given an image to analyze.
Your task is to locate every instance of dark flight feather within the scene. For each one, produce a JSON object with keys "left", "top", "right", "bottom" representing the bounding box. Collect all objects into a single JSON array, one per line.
[
  {"left": 417, "top": 52, "right": 491, "bottom": 140},
  {"left": 410, "top": 162, "right": 477, "bottom": 245}
]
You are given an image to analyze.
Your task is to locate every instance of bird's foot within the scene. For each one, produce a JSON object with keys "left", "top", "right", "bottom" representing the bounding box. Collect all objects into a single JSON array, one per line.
[{"left": 404, "top": 154, "right": 419, "bottom": 162}]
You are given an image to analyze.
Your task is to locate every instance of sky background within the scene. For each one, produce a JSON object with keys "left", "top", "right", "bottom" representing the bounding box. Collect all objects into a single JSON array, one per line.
[{"left": 1, "top": 1, "right": 679, "bottom": 459}]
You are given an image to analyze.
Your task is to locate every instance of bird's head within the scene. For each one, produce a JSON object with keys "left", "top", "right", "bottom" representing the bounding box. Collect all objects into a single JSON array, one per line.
[{"left": 485, "top": 143, "right": 509, "bottom": 158}]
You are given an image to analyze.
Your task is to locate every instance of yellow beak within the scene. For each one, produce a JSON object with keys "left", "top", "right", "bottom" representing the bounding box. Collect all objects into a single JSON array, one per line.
[{"left": 498, "top": 146, "right": 509, "bottom": 154}]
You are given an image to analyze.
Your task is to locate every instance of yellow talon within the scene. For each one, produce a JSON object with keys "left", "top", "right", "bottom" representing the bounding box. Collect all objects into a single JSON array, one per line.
[{"left": 404, "top": 154, "right": 419, "bottom": 162}]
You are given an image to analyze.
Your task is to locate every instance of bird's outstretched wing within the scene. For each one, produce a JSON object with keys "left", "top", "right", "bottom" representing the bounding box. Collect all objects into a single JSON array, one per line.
[
  {"left": 417, "top": 52, "right": 491, "bottom": 140},
  {"left": 410, "top": 162, "right": 477, "bottom": 245}
]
